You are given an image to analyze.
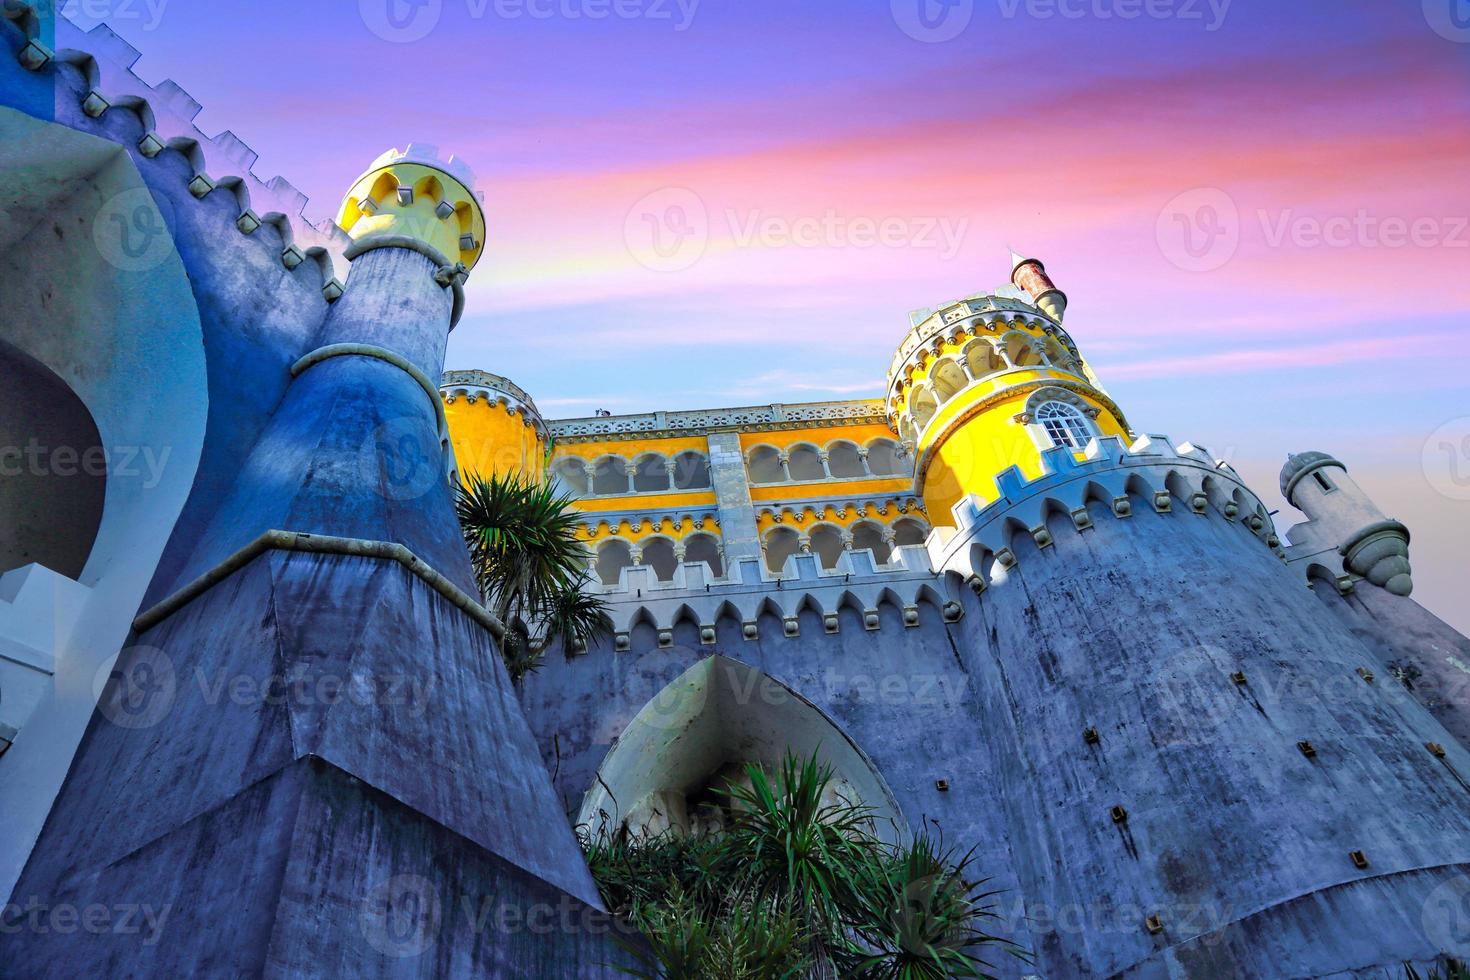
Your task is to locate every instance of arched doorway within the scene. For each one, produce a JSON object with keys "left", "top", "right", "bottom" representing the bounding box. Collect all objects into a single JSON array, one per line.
[{"left": 578, "top": 656, "right": 905, "bottom": 843}]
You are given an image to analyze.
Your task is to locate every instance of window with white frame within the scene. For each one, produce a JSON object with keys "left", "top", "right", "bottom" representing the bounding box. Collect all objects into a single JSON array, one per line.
[{"left": 1035, "top": 400, "right": 1093, "bottom": 449}]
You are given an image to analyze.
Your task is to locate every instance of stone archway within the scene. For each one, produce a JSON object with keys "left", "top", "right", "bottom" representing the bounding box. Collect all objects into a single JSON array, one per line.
[{"left": 578, "top": 655, "right": 906, "bottom": 843}]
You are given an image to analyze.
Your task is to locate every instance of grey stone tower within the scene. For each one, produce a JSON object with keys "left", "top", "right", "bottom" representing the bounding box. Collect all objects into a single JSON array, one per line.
[{"left": 3, "top": 146, "right": 636, "bottom": 976}]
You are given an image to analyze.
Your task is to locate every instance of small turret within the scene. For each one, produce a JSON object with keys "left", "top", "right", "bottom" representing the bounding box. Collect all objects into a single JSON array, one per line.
[
  {"left": 1281, "top": 451, "right": 1414, "bottom": 596},
  {"left": 336, "top": 142, "right": 486, "bottom": 275},
  {"left": 1009, "top": 250, "right": 1068, "bottom": 322}
]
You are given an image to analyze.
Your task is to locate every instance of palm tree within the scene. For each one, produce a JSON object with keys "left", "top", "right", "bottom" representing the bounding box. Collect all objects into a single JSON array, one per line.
[{"left": 455, "top": 471, "right": 612, "bottom": 681}]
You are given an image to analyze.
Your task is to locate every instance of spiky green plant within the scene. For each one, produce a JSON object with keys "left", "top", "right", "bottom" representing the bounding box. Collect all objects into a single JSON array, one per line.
[
  {"left": 455, "top": 471, "right": 611, "bottom": 680},
  {"left": 1406, "top": 959, "right": 1470, "bottom": 980},
  {"left": 836, "top": 832, "right": 1020, "bottom": 980},
  {"left": 583, "top": 750, "right": 1026, "bottom": 979},
  {"left": 719, "top": 753, "right": 877, "bottom": 925}
]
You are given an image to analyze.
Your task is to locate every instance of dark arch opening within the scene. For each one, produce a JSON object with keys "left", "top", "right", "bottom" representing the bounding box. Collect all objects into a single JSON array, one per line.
[{"left": 0, "top": 339, "right": 105, "bottom": 579}]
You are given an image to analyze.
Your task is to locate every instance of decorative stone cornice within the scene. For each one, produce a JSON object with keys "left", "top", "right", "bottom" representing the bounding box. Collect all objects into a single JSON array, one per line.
[{"left": 547, "top": 399, "right": 887, "bottom": 442}]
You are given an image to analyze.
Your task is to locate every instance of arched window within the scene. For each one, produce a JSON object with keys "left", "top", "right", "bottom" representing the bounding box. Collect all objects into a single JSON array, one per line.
[
  {"left": 1035, "top": 400, "right": 1093, "bottom": 450},
  {"left": 683, "top": 533, "right": 724, "bottom": 578},
  {"left": 929, "top": 359, "right": 969, "bottom": 403},
  {"left": 552, "top": 457, "right": 590, "bottom": 498},
  {"left": 786, "top": 444, "right": 824, "bottom": 482},
  {"left": 808, "top": 525, "right": 845, "bottom": 570},
  {"left": 746, "top": 445, "right": 784, "bottom": 485},
  {"left": 672, "top": 451, "right": 711, "bottom": 490},
  {"left": 866, "top": 439, "right": 905, "bottom": 477},
  {"left": 891, "top": 518, "right": 928, "bottom": 548},
  {"left": 909, "top": 389, "right": 939, "bottom": 431},
  {"left": 825, "top": 442, "right": 864, "bottom": 479},
  {"left": 641, "top": 538, "right": 678, "bottom": 581},
  {"left": 764, "top": 527, "right": 801, "bottom": 574},
  {"left": 595, "top": 539, "right": 633, "bottom": 585},
  {"left": 850, "top": 521, "right": 891, "bottom": 565},
  {"left": 964, "top": 342, "right": 1005, "bottom": 381},
  {"left": 632, "top": 454, "right": 671, "bottom": 493},
  {"left": 592, "top": 456, "right": 631, "bottom": 495}
]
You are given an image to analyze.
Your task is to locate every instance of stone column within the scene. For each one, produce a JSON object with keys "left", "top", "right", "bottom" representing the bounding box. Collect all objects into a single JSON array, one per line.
[{"left": 705, "top": 430, "right": 761, "bottom": 563}]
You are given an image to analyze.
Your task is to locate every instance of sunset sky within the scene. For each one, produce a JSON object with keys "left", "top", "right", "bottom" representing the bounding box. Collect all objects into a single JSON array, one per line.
[{"left": 66, "top": 0, "right": 1470, "bottom": 631}]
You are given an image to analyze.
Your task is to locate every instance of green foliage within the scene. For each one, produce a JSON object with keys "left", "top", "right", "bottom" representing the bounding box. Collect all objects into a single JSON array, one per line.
[
  {"left": 1406, "top": 959, "right": 1470, "bottom": 980},
  {"left": 581, "top": 750, "right": 1026, "bottom": 980},
  {"left": 454, "top": 471, "right": 611, "bottom": 681}
]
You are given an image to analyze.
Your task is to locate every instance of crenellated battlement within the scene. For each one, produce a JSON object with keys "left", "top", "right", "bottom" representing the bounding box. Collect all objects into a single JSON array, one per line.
[
  {"left": 926, "top": 432, "right": 1280, "bottom": 582},
  {"left": 2, "top": 2, "right": 352, "bottom": 296},
  {"left": 584, "top": 543, "right": 957, "bottom": 649}
]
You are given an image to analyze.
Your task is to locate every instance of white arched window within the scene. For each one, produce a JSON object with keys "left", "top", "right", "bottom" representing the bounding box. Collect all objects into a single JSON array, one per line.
[{"left": 1036, "top": 400, "right": 1092, "bottom": 449}]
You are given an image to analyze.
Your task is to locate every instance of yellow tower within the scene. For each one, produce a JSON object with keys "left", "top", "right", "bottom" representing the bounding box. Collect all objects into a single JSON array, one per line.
[
  {"left": 886, "top": 255, "right": 1131, "bottom": 522},
  {"left": 336, "top": 144, "right": 486, "bottom": 275},
  {"left": 440, "top": 370, "right": 549, "bottom": 483}
]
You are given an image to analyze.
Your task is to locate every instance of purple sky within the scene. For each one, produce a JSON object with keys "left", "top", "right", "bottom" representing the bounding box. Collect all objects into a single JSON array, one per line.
[{"left": 67, "top": 0, "right": 1470, "bottom": 632}]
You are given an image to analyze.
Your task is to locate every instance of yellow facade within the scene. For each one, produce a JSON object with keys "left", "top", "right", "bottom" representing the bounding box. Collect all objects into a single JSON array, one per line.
[{"left": 444, "top": 396, "right": 546, "bottom": 483}]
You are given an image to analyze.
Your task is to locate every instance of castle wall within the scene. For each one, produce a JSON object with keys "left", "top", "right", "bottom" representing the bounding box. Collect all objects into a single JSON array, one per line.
[
  {"left": 940, "top": 477, "right": 1470, "bottom": 976},
  {"left": 517, "top": 573, "right": 1042, "bottom": 964}
]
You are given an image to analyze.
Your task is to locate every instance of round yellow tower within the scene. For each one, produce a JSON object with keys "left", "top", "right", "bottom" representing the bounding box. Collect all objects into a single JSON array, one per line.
[
  {"left": 336, "top": 143, "right": 486, "bottom": 274},
  {"left": 886, "top": 255, "right": 1131, "bottom": 523},
  {"left": 440, "top": 370, "right": 550, "bottom": 483}
]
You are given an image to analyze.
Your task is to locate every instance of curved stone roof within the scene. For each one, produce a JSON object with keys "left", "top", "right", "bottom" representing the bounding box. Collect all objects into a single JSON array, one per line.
[{"left": 1280, "top": 451, "right": 1345, "bottom": 501}]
